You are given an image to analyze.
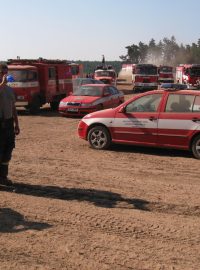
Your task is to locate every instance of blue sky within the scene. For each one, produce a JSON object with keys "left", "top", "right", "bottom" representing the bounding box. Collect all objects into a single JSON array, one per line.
[{"left": 0, "top": 0, "right": 200, "bottom": 61}]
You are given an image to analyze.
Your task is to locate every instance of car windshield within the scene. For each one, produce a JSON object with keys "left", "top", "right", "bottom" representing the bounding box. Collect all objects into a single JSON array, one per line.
[
  {"left": 159, "top": 66, "right": 173, "bottom": 73},
  {"left": 73, "top": 86, "right": 103, "bottom": 96},
  {"left": 7, "top": 70, "right": 28, "bottom": 82},
  {"left": 73, "top": 78, "right": 88, "bottom": 87},
  {"left": 135, "top": 66, "right": 157, "bottom": 75},
  {"left": 189, "top": 67, "right": 200, "bottom": 76}
]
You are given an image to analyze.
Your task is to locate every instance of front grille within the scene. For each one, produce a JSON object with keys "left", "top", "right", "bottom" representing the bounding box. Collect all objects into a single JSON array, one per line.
[
  {"left": 143, "top": 79, "right": 150, "bottom": 83},
  {"left": 67, "top": 102, "right": 81, "bottom": 106}
]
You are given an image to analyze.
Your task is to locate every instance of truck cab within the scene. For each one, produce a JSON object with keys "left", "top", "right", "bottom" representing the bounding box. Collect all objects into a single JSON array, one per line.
[{"left": 7, "top": 59, "right": 73, "bottom": 114}]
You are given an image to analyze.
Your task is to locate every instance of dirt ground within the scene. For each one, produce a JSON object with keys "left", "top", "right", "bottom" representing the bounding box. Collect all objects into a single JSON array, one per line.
[{"left": 0, "top": 88, "right": 200, "bottom": 270}]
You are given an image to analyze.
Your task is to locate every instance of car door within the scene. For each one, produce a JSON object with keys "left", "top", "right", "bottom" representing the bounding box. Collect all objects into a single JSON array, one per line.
[
  {"left": 108, "top": 86, "right": 121, "bottom": 107},
  {"left": 157, "top": 92, "right": 200, "bottom": 149},
  {"left": 112, "top": 93, "right": 163, "bottom": 145},
  {"left": 102, "top": 86, "right": 113, "bottom": 108}
]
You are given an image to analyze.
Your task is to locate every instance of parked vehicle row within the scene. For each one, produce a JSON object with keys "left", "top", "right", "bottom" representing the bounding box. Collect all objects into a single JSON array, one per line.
[{"left": 117, "top": 63, "right": 200, "bottom": 91}]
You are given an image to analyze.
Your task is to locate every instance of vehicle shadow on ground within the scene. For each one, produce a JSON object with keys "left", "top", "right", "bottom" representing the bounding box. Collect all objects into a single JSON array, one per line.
[
  {"left": 17, "top": 108, "right": 60, "bottom": 118},
  {"left": 2, "top": 183, "right": 200, "bottom": 217},
  {"left": 17, "top": 108, "right": 84, "bottom": 119},
  {"left": 109, "top": 144, "right": 193, "bottom": 159},
  {"left": 0, "top": 207, "right": 52, "bottom": 233}
]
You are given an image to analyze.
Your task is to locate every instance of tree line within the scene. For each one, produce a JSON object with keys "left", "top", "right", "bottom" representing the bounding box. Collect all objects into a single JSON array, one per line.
[{"left": 119, "top": 36, "right": 200, "bottom": 67}]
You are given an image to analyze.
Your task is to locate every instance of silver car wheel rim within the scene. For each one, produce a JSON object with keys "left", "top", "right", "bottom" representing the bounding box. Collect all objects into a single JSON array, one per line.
[
  {"left": 90, "top": 130, "right": 107, "bottom": 148},
  {"left": 196, "top": 139, "right": 200, "bottom": 154}
]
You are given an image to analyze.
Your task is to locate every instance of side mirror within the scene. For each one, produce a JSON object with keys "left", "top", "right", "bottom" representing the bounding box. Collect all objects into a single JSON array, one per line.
[{"left": 118, "top": 106, "right": 126, "bottom": 113}]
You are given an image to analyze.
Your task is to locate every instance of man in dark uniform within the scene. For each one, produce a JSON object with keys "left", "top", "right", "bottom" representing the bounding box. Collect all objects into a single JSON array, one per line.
[{"left": 0, "top": 64, "right": 20, "bottom": 186}]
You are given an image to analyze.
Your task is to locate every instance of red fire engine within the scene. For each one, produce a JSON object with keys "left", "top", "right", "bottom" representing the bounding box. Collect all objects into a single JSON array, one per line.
[
  {"left": 158, "top": 65, "right": 174, "bottom": 84},
  {"left": 93, "top": 56, "right": 117, "bottom": 86},
  {"left": 7, "top": 58, "right": 73, "bottom": 113},
  {"left": 176, "top": 64, "right": 200, "bottom": 87},
  {"left": 94, "top": 65, "right": 117, "bottom": 86},
  {"left": 117, "top": 63, "right": 158, "bottom": 91},
  {"left": 69, "top": 63, "right": 84, "bottom": 80}
]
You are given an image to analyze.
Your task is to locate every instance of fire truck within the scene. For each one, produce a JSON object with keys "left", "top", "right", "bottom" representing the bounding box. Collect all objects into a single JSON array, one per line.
[
  {"left": 7, "top": 58, "right": 73, "bottom": 113},
  {"left": 94, "top": 65, "right": 117, "bottom": 86},
  {"left": 69, "top": 63, "right": 84, "bottom": 80},
  {"left": 117, "top": 63, "right": 158, "bottom": 91},
  {"left": 93, "top": 56, "right": 117, "bottom": 86},
  {"left": 158, "top": 65, "right": 174, "bottom": 84},
  {"left": 176, "top": 64, "right": 200, "bottom": 88}
]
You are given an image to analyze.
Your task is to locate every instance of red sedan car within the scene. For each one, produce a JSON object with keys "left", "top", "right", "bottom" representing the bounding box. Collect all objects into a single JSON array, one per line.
[
  {"left": 59, "top": 84, "right": 124, "bottom": 117},
  {"left": 78, "top": 88, "right": 200, "bottom": 159}
]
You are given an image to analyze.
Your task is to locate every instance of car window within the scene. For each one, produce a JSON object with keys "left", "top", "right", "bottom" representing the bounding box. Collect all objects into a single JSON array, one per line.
[
  {"left": 109, "top": 86, "right": 119, "bottom": 95},
  {"left": 104, "top": 87, "right": 111, "bottom": 95},
  {"left": 193, "top": 96, "right": 200, "bottom": 112},
  {"left": 165, "top": 94, "right": 195, "bottom": 112},
  {"left": 81, "top": 79, "right": 92, "bottom": 85},
  {"left": 160, "top": 83, "right": 188, "bottom": 90},
  {"left": 126, "top": 94, "right": 162, "bottom": 113}
]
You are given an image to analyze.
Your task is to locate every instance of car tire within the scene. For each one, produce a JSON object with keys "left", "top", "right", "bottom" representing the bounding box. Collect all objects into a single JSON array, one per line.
[
  {"left": 191, "top": 135, "right": 200, "bottom": 159},
  {"left": 50, "top": 101, "right": 59, "bottom": 111},
  {"left": 29, "top": 96, "right": 40, "bottom": 115},
  {"left": 87, "top": 126, "right": 111, "bottom": 150}
]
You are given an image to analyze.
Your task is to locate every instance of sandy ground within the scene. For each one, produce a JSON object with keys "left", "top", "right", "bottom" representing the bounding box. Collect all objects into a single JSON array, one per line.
[{"left": 0, "top": 88, "right": 200, "bottom": 270}]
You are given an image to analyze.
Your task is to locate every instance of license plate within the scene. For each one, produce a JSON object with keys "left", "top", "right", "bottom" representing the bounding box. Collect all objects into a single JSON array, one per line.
[{"left": 67, "top": 108, "right": 78, "bottom": 112}]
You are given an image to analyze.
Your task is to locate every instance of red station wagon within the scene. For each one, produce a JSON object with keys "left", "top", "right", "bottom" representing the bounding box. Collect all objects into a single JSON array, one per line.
[
  {"left": 59, "top": 84, "right": 124, "bottom": 117},
  {"left": 78, "top": 89, "right": 200, "bottom": 159}
]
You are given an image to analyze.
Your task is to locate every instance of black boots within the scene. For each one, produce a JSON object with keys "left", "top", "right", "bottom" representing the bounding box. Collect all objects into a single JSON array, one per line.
[{"left": 0, "top": 164, "right": 13, "bottom": 186}]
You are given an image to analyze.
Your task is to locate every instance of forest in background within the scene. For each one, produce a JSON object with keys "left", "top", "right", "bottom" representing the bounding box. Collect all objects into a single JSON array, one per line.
[{"left": 76, "top": 36, "right": 200, "bottom": 74}]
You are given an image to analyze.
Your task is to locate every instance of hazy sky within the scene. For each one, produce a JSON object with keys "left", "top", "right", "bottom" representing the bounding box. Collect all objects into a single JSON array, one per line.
[{"left": 0, "top": 0, "right": 199, "bottom": 61}]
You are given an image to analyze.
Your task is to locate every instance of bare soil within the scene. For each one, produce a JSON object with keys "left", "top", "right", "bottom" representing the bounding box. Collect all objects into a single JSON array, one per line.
[{"left": 0, "top": 89, "right": 200, "bottom": 270}]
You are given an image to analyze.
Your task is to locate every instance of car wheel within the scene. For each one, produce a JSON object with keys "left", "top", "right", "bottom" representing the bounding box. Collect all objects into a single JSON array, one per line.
[
  {"left": 191, "top": 135, "right": 200, "bottom": 159},
  {"left": 29, "top": 96, "right": 40, "bottom": 115},
  {"left": 87, "top": 126, "right": 111, "bottom": 150},
  {"left": 50, "top": 101, "right": 59, "bottom": 111}
]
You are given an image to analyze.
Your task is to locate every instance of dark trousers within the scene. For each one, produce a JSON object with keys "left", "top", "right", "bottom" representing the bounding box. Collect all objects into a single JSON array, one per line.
[{"left": 0, "top": 118, "right": 15, "bottom": 178}]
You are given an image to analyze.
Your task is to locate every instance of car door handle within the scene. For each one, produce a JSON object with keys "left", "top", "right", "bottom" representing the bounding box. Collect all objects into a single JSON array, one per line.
[
  {"left": 192, "top": 118, "right": 200, "bottom": 122},
  {"left": 149, "top": 116, "right": 157, "bottom": 121}
]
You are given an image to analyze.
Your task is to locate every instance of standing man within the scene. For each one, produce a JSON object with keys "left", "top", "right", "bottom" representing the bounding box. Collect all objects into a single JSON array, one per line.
[{"left": 0, "top": 64, "right": 20, "bottom": 186}]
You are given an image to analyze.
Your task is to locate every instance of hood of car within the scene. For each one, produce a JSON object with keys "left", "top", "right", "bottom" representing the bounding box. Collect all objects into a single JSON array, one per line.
[
  {"left": 83, "top": 107, "right": 116, "bottom": 119},
  {"left": 61, "top": 95, "right": 100, "bottom": 104}
]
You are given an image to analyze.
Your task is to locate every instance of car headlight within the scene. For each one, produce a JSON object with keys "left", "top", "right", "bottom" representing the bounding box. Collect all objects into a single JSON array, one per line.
[
  {"left": 81, "top": 103, "right": 92, "bottom": 107},
  {"left": 59, "top": 101, "right": 68, "bottom": 106}
]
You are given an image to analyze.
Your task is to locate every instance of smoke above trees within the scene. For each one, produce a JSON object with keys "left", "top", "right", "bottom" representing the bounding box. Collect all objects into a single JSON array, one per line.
[{"left": 120, "top": 36, "right": 200, "bottom": 66}]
